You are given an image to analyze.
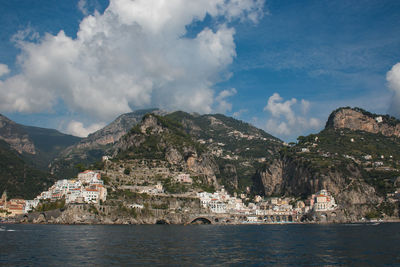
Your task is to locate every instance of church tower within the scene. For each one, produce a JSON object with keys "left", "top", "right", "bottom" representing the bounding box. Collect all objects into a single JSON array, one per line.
[{"left": 1, "top": 191, "right": 7, "bottom": 207}]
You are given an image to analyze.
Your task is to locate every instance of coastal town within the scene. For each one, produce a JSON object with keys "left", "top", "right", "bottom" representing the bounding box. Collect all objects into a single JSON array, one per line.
[
  {"left": 0, "top": 168, "right": 341, "bottom": 224},
  {"left": 0, "top": 170, "right": 107, "bottom": 218}
]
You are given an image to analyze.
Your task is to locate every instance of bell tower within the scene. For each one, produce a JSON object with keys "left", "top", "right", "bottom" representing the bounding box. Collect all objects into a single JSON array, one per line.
[
  {"left": 1, "top": 190, "right": 7, "bottom": 202},
  {"left": 1, "top": 191, "right": 7, "bottom": 209}
]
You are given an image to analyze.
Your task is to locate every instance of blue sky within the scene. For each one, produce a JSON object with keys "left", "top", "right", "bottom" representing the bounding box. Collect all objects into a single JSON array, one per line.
[{"left": 0, "top": 0, "right": 400, "bottom": 141}]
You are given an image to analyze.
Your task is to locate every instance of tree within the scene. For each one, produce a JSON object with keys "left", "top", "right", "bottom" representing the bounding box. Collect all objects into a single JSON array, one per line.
[{"left": 124, "top": 168, "right": 131, "bottom": 175}]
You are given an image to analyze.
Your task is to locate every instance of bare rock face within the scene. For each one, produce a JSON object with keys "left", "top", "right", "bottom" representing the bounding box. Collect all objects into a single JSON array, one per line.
[
  {"left": 0, "top": 114, "right": 36, "bottom": 154},
  {"left": 220, "top": 164, "right": 238, "bottom": 190},
  {"left": 166, "top": 147, "right": 183, "bottom": 164},
  {"left": 140, "top": 114, "right": 164, "bottom": 134},
  {"left": 112, "top": 114, "right": 219, "bottom": 188},
  {"left": 257, "top": 159, "right": 284, "bottom": 195},
  {"left": 327, "top": 108, "right": 400, "bottom": 137},
  {"left": 76, "top": 109, "right": 163, "bottom": 149},
  {"left": 184, "top": 152, "right": 218, "bottom": 186},
  {"left": 256, "top": 156, "right": 383, "bottom": 220}
]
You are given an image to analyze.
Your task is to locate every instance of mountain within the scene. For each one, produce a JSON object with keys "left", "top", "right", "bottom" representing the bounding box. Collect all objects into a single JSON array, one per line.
[
  {"left": 50, "top": 109, "right": 283, "bottom": 190},
  {"left": 0, "top": 114, "right": 81, "bottom": 199},
  {"left": 0, "top": 114, "right": 36, "bottom": 154},
  {"left": 107, "top": 113, "right": 219, "bottom": 189},
  {"left": 255, "top": 107, "right": 400, "bottom": 220},
  {"left": 165, "top": 111, "right": 283, "bottom": 192},
  {"left": 0, "top": 139, "right": 56, "bottom": 199},
  {"left": 50, "top": 109, "right": 165, "bottom": 178},
  {"left": 101, "top": 112, "right": 282, "bottom": 197},
  {"left": 0, "top": 114, "right": 81, "bottom": 169}
]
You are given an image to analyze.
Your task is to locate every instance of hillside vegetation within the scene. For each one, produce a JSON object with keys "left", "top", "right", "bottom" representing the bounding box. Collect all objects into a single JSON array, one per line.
[{"left": 0, "top": 140, "right": 55, "bottom": 199}]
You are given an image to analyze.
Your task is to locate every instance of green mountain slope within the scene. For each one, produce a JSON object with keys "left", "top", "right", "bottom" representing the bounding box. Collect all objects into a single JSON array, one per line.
[
  {"left": 50, "top": 109, "right": 161, "bottom": 178},
  {"left": 165, "top": 111, "right": 283, "bottom": 193},
  {"left": 21, "top": 125, "right": 81, "bottom": 169},
  {"left": 0, "top": 140, "right": 55, "bottom": 199},
  {"left": 0, "top": 114, "right": 82, "bottom": 170}
]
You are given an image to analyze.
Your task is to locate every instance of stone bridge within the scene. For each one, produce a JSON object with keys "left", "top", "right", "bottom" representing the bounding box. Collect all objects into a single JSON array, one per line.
[{"left": 188, "top": 212, "right": 300, "bottom": 224}]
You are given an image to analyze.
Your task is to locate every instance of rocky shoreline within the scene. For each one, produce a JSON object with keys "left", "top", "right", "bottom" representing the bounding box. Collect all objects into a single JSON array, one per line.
[{"left": 3, "top": 205, "right": 399, "bottom": 225}]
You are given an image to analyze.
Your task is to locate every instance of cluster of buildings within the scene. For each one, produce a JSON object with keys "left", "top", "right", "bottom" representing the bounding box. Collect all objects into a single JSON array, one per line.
[
  {"left": 0, "top": 170, "right": 107, "bottom": 218},
  {"left": 0, "top": 192, "right": 29, "bottom": 217},
  {"left": 197, "top": 188, "right": 337, "bottom": 221},
  {"left": 37, "top": 170, "right": 107, "bottom": 204},
  {"left": 198, "top": 188, "right": 248, "bottom": 214},
  {"left": 197, "top": 188, "right": 252, "bottom": 214}
]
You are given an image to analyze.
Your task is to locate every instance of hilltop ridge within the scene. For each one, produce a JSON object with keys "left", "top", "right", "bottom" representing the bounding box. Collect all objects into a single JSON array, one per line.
[{"left": 326, "top": 107, "right": 400, "bottom": 137}]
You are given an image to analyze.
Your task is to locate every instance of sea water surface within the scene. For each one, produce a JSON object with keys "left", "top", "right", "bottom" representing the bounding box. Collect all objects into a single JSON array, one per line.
[{"left": 1, "top": 223, "right": 399, "bottom": 266}]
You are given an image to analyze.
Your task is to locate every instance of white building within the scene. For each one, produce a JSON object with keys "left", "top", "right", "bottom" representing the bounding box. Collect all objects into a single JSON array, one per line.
[
  {"left": 66, "top": 188, "right": 83, "bottom": 203},
  {"left": 310, "top": 189, "right": 337, "bottom": 211},
  {"left": 83, "top": 188, "right": 100, "bottom": 203},
  {"left": 35, "top": 172, "right": 107, "bottom": 205},
  {"left": 197, "top": 187, "right": 247, "bottom": 214},
  {"left": 37, "top": 190, "right": 52, "bottom": 200},
  {"left": 209, "top": 200, "right": 226, "bottom": 213},
  {"left": 24, "top": 199, "right": 40, "bottom": 213}
]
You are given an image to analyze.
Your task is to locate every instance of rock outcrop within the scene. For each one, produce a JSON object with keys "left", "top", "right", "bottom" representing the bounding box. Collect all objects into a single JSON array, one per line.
[
  {"left": 256, "top": 155, "right": 383, "bottom": 219},
  {"left": 50, "top": 109, "right": 165, "bottom": 177},
  {"left": 78, "top": 109, "right": 165, "bottom": 149},
  {"left": 0, "top": 114, "right": 36, "bottom": 154},
  {"left": 255, "top": 107, "right": 400, "bottom": 221},
  {"left": 326, "top": 107, "right": 400, "bottom": 137},
  {"left": 112, "top": 114, "right": 219, "bottom": 187}
]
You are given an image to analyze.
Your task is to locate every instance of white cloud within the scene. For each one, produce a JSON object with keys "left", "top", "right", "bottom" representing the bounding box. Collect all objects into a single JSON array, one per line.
[
  {"left": 0, "top": 0, "right": 265, "bottom": 121},
  {"left": 0, "top": 64, "right": 9, "bottom": 77},
  {"left": 300, "top": 99, "right": 310, "bottom": 114},
  {"left": 264, "top": 93, "right": 322, "bottom": 137},
  {"left": 263, "top": 93, "right": 297, "bottom": 124},
  {"left": 233, "top": 108, "right": 248, "bottom": 118},
  {"left": 78, "top": 0, "right": 89, "bottom": 15},
  {"left": 66, "top": 120, "right": 106, "bottom": 137},
  {"left": 387, "top": 62, "right": 400, "bottom": 118},
  {"left": 215, "top": 88, "right": 237, "bottom": 113}
]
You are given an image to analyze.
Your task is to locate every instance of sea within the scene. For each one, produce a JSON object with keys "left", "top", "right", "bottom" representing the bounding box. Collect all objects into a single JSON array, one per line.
[{"left": 1, "top": 223, "right": 399, "bottom": 266}]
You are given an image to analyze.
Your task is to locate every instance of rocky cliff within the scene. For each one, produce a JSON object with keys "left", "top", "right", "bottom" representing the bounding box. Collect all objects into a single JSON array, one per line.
[
  {"left": 50, "top": 109, "right": 164, "bottom": 178},
  {"left": 77, "top": 109, "right": 165, "bottom": 149},
  {"left": 0, "top": 114, "right": 36, "bottom": 154},
  {"left": 112, "top": 113, "right": 219, "bottom": 187},
  {"left": 256, "top": 154, "right": 384, "bottom": 220},
  {"left": 255, "top": 107, "right": 400, "bottom": 221},
  {"left": 165, "top": 111, "right": 283, "bottom": 193},
  {"left": 326, "top": 107, "right": 400, "bottom": 137}
]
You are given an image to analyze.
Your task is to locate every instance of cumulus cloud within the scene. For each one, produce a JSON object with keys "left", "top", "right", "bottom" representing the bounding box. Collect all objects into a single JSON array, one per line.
[
  {"left": 233, "top": 108, "right": 248, "bottom": 118},
  {"left": 66, "top": 120, "right": 106, "bottom": 137},
  {"left": 264, "top": 93, "right": 322, "bottom": 137},
  {"left": 0, "top": 0, "right": 265, "bottom": 121},
  {"left": 77, "top": 0, "right": 89, "bottom": 15},
  {"left": 0, "top": 64, "right": 9, "bottom": 77},
  {"left": 387, "top": 62, "right": 400, "bottom": 118},
  {"left": 215, "top": 88, "right": 237, "bottom": 113}
]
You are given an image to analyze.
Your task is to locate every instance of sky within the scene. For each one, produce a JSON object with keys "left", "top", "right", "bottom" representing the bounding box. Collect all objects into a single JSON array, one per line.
[{"left": 0, "top": 0, "right": 400, "bottom": 141}]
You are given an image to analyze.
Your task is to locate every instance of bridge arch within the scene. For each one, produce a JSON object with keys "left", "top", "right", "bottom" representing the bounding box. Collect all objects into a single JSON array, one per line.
[{"left": 190, "top": 217, "right": 212, "bottom": 224}]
